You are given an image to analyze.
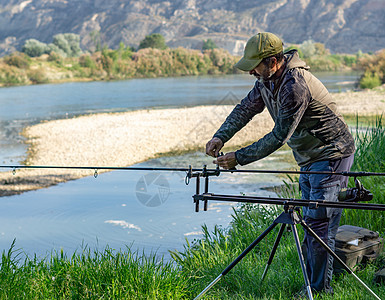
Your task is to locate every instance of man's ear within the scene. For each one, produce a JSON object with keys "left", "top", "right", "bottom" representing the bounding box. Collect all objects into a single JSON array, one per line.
[{"left": 270, "top": 57, "right": 277, "bottom": 68}]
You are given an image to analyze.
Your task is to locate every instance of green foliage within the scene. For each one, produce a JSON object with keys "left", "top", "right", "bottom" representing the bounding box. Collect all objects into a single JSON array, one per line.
[
  {"left": 79, "top": 54, "right": 96, "bottom": 69},
  {"left": 358, "top": 49, "right": 385, "bottom": 89},
  {"left": 118, "top": 42, "right": 133, "bottom": 60},
  {"left": 138, "top": 33, "right": 167, "bottom": 50},
  {"left": 360, "top": 71, "right": 382, "bottom": 89},
  {"left": 202, "top": 39, "right": 218, "bottom": 51},
  {"left": 0, "top": 242, "right": 190, "bottom": 299},
  {"left": 300, "top": 40, "right": 316, "bottom": 58},
  {"left": 89, "top": 30, "right": 102, "bottom": 52},
  {"left": 6, "top": 42, "right": 381, "bottom": 86},
  {"left": 343, "top": 55, "right": 357, "bottom": 67},
  {"left": 22, "top": 33, "right": 82, "bottom": 58},
  {"left": 52, "top": 33, "right": 83, "bottom": 57},
  {"left": 47, "top": 51, "right": 63, "bottom": 65},
  {"left": 314, "top": 42, "right": 329, "bottom": 56},
  {"left": 286, "top": 41, "right": 360, "bottom": 71},
  {"left": 22, "top": 39, "right": 51, "bottom": 57},
  {"left": 27, "top": 69, "right": 48, "bottom": 84},
  {"left": 341, "top": 117, "right": 385, "bottom": 231}
]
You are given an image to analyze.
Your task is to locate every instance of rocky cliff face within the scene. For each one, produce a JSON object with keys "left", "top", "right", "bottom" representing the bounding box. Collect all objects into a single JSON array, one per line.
[{"left": 0, "top": 0, "right": 384, "bottom": 56}]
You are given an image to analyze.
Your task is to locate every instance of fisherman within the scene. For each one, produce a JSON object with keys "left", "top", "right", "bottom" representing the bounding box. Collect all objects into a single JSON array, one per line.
[{"left": 205, "top": 32, "right": 355, "bottom": 296}]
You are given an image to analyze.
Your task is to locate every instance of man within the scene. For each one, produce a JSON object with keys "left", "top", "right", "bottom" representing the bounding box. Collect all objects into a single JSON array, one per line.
[{"left": 206, "top": 32, "right": 355, "bottom": 295}]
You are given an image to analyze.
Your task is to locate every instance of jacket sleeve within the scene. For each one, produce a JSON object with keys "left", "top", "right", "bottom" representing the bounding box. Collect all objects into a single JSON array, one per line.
[
  {"left": 235, "top": 72, "right": 311, "bottom": 165},
  {"left": 213, "top": 83, "right": 265, "bottom": 143}
]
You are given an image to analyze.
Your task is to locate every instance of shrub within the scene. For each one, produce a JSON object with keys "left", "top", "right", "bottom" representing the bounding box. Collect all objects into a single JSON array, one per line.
[
  {"left": 22, "top": 34, "right": 83, "bottom": 58},
  {"left": 22, "top": 39, "right": 50, "bottom": 57},
  {"left": 47, "top": 51, "right": 63, "bottom": 65},
  {"left": 359, "top": 71, "right": 382, "bottom": 89},
  {"left": 357, "top": 49, "right": 385, "bottom": 88},
  {"left": 202, "top": 39, "right": 218, "bottom": 51},
  {"left": 0, "top": 65, "right": 28, "bottom": 86},
  {"left": 79, "top": 54, "right": 96, "bottom": 69},
  {"left": 138, "top": 33, "right": 167, "bottom": 50},
  {"left": 3, "top": 53, "right": 30, "bottom": 69},
  {"left": 52, "top": 33, "right": 83, "bottom": 57},
  {"left": 27, "top": 69, "right": 48, "bottom": 84}
]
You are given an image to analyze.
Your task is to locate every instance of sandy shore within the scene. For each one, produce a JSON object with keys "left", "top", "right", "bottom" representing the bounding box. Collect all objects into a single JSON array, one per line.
[{"left": 1, "top": 87, "right": 384, "bottom": 197}]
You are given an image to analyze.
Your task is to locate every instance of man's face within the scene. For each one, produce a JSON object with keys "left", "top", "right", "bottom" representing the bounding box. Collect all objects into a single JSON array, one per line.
[{"left": 249, "top": 59, "right": 276, "bottom": 81}]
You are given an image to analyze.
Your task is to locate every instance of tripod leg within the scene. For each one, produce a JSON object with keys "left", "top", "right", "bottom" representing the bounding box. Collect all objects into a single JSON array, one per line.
[
  {"left": 300, "top": 219, "right": 381, "bottom": 300},
  {"left": 194, "top": 221, "right": 279, "bottom": 300},
  {"left": 261, "top": 223, "right": 286, "bottom": 282},
  {"left": 291, "top": 223, "right": 314, "bottom": 300}
]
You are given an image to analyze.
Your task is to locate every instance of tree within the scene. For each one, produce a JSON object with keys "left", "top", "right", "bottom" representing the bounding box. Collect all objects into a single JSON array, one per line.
[
  {"left": 314, "top": 42, "right": 329, "bottom": 56},
  {"left": 22, "top": 39, "right": 50, "bottom": 57},
  {"left": 52, "top": 33, "right": 83, "bottom": 57},
  {"left": 300, "top": 40, "right": 316, "bottom": 58},
  {"left": 21, "top": 33, "right": 82, "bottom": 57},
  {"left": 202, "top": 39, "right": 218, "bottom": 51},
  {"left": 138, "top": 33, "right": 167, "bottom": 50}
]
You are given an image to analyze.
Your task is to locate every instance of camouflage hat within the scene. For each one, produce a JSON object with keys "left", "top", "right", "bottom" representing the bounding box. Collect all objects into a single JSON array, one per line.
[{"left": 235, "top": 32, "right": 283, "bottom": 71}]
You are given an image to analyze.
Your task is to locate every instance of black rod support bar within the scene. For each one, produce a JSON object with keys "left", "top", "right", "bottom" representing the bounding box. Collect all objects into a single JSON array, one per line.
[{"left": 194, "top": 193, "right": 385, "bottom": 211}]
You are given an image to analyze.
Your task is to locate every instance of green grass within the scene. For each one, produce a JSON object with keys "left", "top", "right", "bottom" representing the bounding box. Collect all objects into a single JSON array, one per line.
[
  {"left": 341, "top": 116, "right": 385, "bottom": 232},
  {"left": 0, "top": 240, "right": 190, "bottom": 299},
  {"left": 1, "top": 120, "right": 385, "bottom": 299}
]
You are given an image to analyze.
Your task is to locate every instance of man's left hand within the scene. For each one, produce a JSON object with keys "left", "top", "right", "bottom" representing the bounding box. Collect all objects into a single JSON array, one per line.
[{"left": 213, "top": 152, "right": 238, "bottom": 170}]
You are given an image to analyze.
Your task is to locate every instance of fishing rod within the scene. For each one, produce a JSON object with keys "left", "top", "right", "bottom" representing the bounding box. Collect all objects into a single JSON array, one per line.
[{"left": 1, "top": 164, "right": 385, "bottom": 178}]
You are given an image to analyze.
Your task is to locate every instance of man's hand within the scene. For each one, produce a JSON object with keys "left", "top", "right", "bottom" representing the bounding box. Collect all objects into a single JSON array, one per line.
[
  {"left": 213, "top": 152, "right": 238, "bottom": 170},
  {"left": 206, "top": 137, "right": 224, "bottom": 158}
]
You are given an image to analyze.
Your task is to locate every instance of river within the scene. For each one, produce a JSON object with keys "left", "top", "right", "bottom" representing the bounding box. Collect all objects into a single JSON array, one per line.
[{"left": 0, "top": 72, "right": 359, "bottom": 258}]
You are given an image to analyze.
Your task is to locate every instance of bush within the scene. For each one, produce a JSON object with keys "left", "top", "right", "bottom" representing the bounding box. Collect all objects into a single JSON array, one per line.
[
  {"left": 0, "top": 65, "right": 28, "bottom": 86},
  {"left": 22, "top": 34, "right": 83, "bottom": 58},
  {"left": 47, "top": 51, "right": 63, "bottom": 65},
  {"left": 359, "top": 71, "right": 382, "bottom": 89},
  {"left": 79, "top": 54, "right": 96, "bottom": 69},
  {"left": 27, "top": 69, "right": 48, "bottom": 84},
  {"left": 22, "top": 39, "right": 50, "bottom": 57},
  {"left": 52, "top": 33, "right": 83, "bottom": 57},
  {"left": 3, "top": 53, "right": 30, "bottom": 69},
  {"left": 138, "top": 33, "right": 167, "bottom": 50},
  {"left": 357, "top": 49, "right": 385, "bottom": 88},
  {"left": 202, "top": 39, "right": 218, "bottom": 51}
]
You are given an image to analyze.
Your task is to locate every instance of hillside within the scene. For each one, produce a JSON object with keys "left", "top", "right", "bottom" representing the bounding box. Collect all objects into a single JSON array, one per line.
[{"left": 0, "top": 0, "right": 384, "bottom": 56}]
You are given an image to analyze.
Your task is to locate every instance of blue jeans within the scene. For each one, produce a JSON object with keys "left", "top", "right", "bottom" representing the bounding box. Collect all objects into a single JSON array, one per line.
[{"left": 299, "top": 155, "right": 354, "bottom": 292}]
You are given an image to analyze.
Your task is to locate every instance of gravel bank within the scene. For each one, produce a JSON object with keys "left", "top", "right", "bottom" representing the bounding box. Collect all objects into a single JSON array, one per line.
[{"left": 1, "top": 87, "right": 384, "bottom": 197}]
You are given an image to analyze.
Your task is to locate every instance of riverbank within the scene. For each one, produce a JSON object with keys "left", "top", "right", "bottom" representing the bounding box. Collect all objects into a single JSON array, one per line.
[{"left": 0, "top": 86, "right": 384, "bottom": 197}]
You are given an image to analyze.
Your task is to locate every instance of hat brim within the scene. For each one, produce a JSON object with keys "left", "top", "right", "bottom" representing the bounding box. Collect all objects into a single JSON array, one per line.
[{"left": 234, "top": 57, "right": 262, "bottom": 72}]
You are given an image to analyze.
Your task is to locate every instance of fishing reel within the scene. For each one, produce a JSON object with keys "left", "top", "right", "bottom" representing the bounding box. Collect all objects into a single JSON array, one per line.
[{"left": 338, "top": 178, "right": 373, "bottom": 202}]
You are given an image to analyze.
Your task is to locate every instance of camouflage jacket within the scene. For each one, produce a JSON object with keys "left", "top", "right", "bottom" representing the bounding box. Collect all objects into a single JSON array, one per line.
[{"left": 213, "top": 50, "right": 355, "bottom": 167}]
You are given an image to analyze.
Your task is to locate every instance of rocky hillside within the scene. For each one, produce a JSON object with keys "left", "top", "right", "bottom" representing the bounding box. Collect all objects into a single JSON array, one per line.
[{"left": 0, "top": 0, "right": 384, "bottom": 56}]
